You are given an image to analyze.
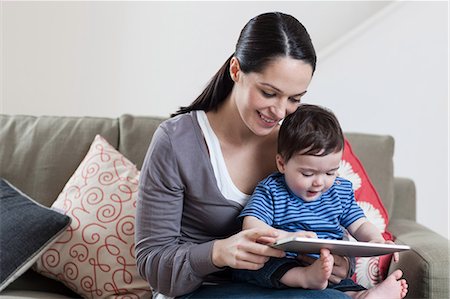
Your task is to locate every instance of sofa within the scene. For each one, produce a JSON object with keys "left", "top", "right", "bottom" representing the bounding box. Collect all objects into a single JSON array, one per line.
[{"left": 0, "top": 114, "right": 448, "bottom": 299}]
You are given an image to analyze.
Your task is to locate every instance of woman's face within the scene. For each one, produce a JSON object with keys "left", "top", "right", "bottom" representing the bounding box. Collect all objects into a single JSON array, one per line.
[{"left": 231, "top": 56, "right": 313, "bottom": 136}]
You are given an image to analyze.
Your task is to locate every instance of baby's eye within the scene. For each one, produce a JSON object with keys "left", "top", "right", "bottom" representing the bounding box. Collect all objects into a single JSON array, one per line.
[
  {"left": 302, "top": 173, "right": 313, "bottom": 177},
  {"left": 326, "top": 172, "right": 337, "bottom": 176}
]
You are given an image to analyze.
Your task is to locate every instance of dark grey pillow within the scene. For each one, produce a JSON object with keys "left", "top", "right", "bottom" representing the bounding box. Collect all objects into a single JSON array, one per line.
[{"left": 0, "top": 178, "right": 71, "bottom": 291}]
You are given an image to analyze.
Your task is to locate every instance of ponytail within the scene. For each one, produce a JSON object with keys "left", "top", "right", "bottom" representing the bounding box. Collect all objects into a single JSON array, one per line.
[
  {"left": 172, "top": 12, "right": 316, "bottom": 118},
  {"left": 171, "top": 54, "right": 234, "bottom": 117}
]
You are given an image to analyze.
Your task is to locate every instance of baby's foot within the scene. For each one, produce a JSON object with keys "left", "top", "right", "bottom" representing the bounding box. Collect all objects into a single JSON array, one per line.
[
  {"left": 281, "top": 249, "right": 334, "bottom": 289},
  {"left": 349, "top": 269, "right": 408, "bottom": 299}
]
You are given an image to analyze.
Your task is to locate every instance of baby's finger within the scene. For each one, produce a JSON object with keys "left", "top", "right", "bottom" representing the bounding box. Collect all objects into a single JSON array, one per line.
[
  {"left": 294, "top": 231, "right": 317, "bottom": 238},
  {"left": 328, "top": 274, "right": 342, "bottom": 284},
  {"left": 304, "top": 231, "right": 318, "bottom": 238}
]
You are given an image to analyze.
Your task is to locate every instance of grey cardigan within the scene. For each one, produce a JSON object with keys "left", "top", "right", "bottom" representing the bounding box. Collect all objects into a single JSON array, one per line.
[{"left": 135, "top": 112, "right": 244, "bottom": 297}]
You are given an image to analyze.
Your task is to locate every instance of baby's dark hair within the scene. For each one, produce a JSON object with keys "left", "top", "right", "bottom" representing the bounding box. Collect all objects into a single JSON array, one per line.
[{"left": 278, "top": 104, "right": 344, "bottom": 161}]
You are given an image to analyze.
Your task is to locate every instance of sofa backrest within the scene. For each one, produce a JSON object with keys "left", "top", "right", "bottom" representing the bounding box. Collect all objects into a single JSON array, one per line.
[
  {"left": 0, "top": 114, "right": 395, "bottom": 217},
  {"left": 118, "top": 114, "right": 166, "bottom": 170},
  {"left": 345, "top": 133, "right": 395, "bottom": 217},
  {"left": 0, "top": 115, "right": 119, "bottom": 207}
]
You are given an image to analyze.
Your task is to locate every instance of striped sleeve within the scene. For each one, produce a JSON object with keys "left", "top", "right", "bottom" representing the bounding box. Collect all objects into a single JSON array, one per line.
[
  {"left": 239, "top": 181, "right": 275, "bottom": 226},
  {"left": 337, "top": 178, "right": 366, "bottom": 228}
]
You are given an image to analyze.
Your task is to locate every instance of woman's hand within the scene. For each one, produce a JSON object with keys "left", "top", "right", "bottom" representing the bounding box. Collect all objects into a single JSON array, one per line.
[
  {"left": 329, "top": 254, "right": 351, "bottom": 283},
  {"left": 212, "top": 228, "right": 286, "bottom": 270},
  {"left": 296, "top": 253, "right": 351, "bottom": 284}
]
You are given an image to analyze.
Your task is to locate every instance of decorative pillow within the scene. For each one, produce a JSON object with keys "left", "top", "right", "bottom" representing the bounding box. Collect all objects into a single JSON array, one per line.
[
  {"left": 0, "top": 179, "right": 71, "bottom": 292},
  {"left": 338, "top": 139, "right": 394, "bottom": 288},
  {"left": 34, "top": 135, "right": 152, "bottom": 298}
]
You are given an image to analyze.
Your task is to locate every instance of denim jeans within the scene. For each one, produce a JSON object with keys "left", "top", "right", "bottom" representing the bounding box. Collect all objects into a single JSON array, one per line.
[
  {"left": 177, "top": 282, "right": 352, "bottom": 298},
  {"left": 233, "top": 257, "right": 365, "bottom": 291}
]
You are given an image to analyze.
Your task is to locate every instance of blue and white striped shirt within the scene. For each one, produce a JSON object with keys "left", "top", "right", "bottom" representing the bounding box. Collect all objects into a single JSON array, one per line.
[{"left": 240, "top": 172, "right": 365, "bottom": 241}]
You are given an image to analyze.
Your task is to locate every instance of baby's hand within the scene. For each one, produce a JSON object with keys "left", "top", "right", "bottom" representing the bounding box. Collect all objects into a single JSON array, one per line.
[
  {"left": 277, "top": 230, "right": 317, "bottom": 240},
  {"left": 369, "top": 239, "right": 400, "bottom": 262},
  {"left": 384, "top": 240, "right": 400, "bottom": 262},
  {"left": 293, "top": 231, "right": 318, "bottom": 239}
]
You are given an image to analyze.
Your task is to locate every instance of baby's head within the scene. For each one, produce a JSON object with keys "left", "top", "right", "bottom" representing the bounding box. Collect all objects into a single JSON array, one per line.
[{"left": 277, "top": 104, "right": 344, "bottom": 201}]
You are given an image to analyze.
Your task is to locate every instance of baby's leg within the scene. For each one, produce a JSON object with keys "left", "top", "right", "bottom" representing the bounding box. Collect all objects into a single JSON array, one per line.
[
  {"left": 280, "top": 249, "right": 333, "bottom": 289},
  {"left": 345, "top": 269, "right": 408, "bottom": 299}
]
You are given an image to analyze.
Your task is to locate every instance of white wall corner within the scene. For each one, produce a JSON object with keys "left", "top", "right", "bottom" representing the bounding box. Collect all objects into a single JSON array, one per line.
[{"left": 317, "top": 1, "right": 404, "bottom": 61}]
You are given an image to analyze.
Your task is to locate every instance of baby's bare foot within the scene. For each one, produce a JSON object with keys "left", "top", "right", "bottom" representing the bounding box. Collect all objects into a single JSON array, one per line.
[
  {"left": 280, "top": 249, "right": 334, "bottom": 289},
  {"left": 347, "top": 269, "right": 408, "bottom": 299}
]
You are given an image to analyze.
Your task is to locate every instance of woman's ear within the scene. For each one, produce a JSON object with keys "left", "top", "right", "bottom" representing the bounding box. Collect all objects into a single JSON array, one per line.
[
  {"left": 276, "top": 154, "right": 286, "bottom": 173},
  {"left": 229, "top": 57, "right": 241, "bottom": 82}
]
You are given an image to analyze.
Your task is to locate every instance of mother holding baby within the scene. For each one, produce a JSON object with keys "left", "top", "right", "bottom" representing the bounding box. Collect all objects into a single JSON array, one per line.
[{"left": 135, "top": 11, "right": 385, "bottom": 298}]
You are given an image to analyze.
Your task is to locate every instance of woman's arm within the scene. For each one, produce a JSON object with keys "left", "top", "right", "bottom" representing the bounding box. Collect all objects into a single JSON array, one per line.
[
  {"left": 135, "top": 126, "right": 218, "bottom": 297},
  {"left": 135, "top": 125, "right": 285, "bottom": 297}
]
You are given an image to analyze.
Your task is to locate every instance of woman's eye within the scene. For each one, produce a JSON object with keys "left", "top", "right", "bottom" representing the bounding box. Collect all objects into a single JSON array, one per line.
[
  {"left": 289, "top": 97, "right": 301, "bottom": 104},
  {"left": 261, "top": 90, "right": 276, "bottom": 98}
]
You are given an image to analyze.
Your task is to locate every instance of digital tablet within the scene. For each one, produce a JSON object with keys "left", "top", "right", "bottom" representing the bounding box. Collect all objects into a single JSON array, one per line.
[{"left": 271, "top": 237, "right": 410, "bottom": 257}]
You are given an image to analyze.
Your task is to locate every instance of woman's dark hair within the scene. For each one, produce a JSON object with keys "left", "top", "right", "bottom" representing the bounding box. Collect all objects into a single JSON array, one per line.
[
  {"left": 171, "top": 12, "right": 316, "bottom": 117},
  {"left": 278, "top": 104, "right": 344, "bottom": 162}
]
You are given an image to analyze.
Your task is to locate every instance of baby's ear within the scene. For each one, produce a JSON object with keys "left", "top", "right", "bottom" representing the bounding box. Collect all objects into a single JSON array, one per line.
[{"left": 276, "top": 154, "right": 286, "bottom": 173}]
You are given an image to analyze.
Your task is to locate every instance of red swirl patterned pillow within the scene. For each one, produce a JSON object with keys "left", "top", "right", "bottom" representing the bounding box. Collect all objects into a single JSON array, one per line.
[
  {"left": 34, "top": 135, "right": 151, "bottom": 298},
  {"left": 338, "top": 139, "right": 394, "bottom": 289}
]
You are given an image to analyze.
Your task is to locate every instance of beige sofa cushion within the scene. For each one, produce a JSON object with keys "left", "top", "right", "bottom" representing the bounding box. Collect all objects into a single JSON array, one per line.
[
  {"left": 0, "top": 115, "right": 119, "bottom": 207},
  {"left": 118, "top": 114, "right": 165, "bottom": 170}
]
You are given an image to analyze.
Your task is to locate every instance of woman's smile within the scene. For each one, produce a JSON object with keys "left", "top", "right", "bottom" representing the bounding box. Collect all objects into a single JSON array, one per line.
[{"left": 257, "top": 111, "right": 278, "bottom": 127}]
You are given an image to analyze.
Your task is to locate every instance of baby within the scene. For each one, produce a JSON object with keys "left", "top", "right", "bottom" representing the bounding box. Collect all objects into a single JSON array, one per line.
[{"left": 234, "top": 104, "right": 408, "bottom": 298}]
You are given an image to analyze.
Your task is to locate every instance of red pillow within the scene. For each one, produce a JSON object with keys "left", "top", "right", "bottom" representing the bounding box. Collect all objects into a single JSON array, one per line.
[{"left": 339, "top": 139, "right": 393, "bottom": 288}]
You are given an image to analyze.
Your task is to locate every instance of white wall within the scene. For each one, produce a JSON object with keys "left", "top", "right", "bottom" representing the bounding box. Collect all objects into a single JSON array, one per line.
[
  {"left": 2, "top": 1, "right": 391, "bottom": 117},
  {"left": 308, "top": 1, "right": 449, "bottom": 239},
  {"left": 2, "top": 1, "right": 449, "bottom": 238}
]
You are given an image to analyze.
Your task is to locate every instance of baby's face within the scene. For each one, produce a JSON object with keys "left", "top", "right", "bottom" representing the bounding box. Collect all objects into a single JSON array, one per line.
[{"left": 276, "top": 150, "right": 343, "bottom": 202}]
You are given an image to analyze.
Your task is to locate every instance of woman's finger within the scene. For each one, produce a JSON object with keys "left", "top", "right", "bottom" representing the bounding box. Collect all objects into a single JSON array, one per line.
[
  {"left": 296, "top": 254, "right": 314, "bottom": 266},
  {"left": 233, "top": 251, "right": 270, "bottom": 269},
  {"left": 333, "top": 254, "right": 345, "bottom": 266},
  {"left": 328, "top": 274, "right": 342, "bottom": 284},
  {"left": 242, "top": 238, "right": 285, "bottom": 258},
  {"left": 330, "top": 254, "right": 348, "bottom": 278},
  {"left": 243, "top": 227, "right": 278, "bottom": 241},
  {"left": 242, "top": 228, "right": 285, "bottom": 258},
  {"left": 256, "top": 235, "right": 278, "bottom": 245}
]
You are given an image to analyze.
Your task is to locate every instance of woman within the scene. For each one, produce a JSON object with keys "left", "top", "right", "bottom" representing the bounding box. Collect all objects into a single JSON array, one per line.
[{"left": 136, "top": 12, "right": 354, "bottom": 298}]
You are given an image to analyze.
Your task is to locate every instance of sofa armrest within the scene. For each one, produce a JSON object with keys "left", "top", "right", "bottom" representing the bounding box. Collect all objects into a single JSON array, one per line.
[
  {"left": 392, "top": 177, "right": 416, "bottom": 221},
  {"left": 388, "top": 219, "right": 449, "bottom": 299}
]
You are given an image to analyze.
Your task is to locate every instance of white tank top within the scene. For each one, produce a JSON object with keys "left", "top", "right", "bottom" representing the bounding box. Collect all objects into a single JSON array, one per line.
[{"left": 196, "top": 110, "right": 250, "bottom": 206}]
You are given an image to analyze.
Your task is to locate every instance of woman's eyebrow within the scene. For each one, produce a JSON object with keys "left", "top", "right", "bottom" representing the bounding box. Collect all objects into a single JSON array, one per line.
[{"left": 260, "top": 83, "right": 307, "bottom": 97}]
